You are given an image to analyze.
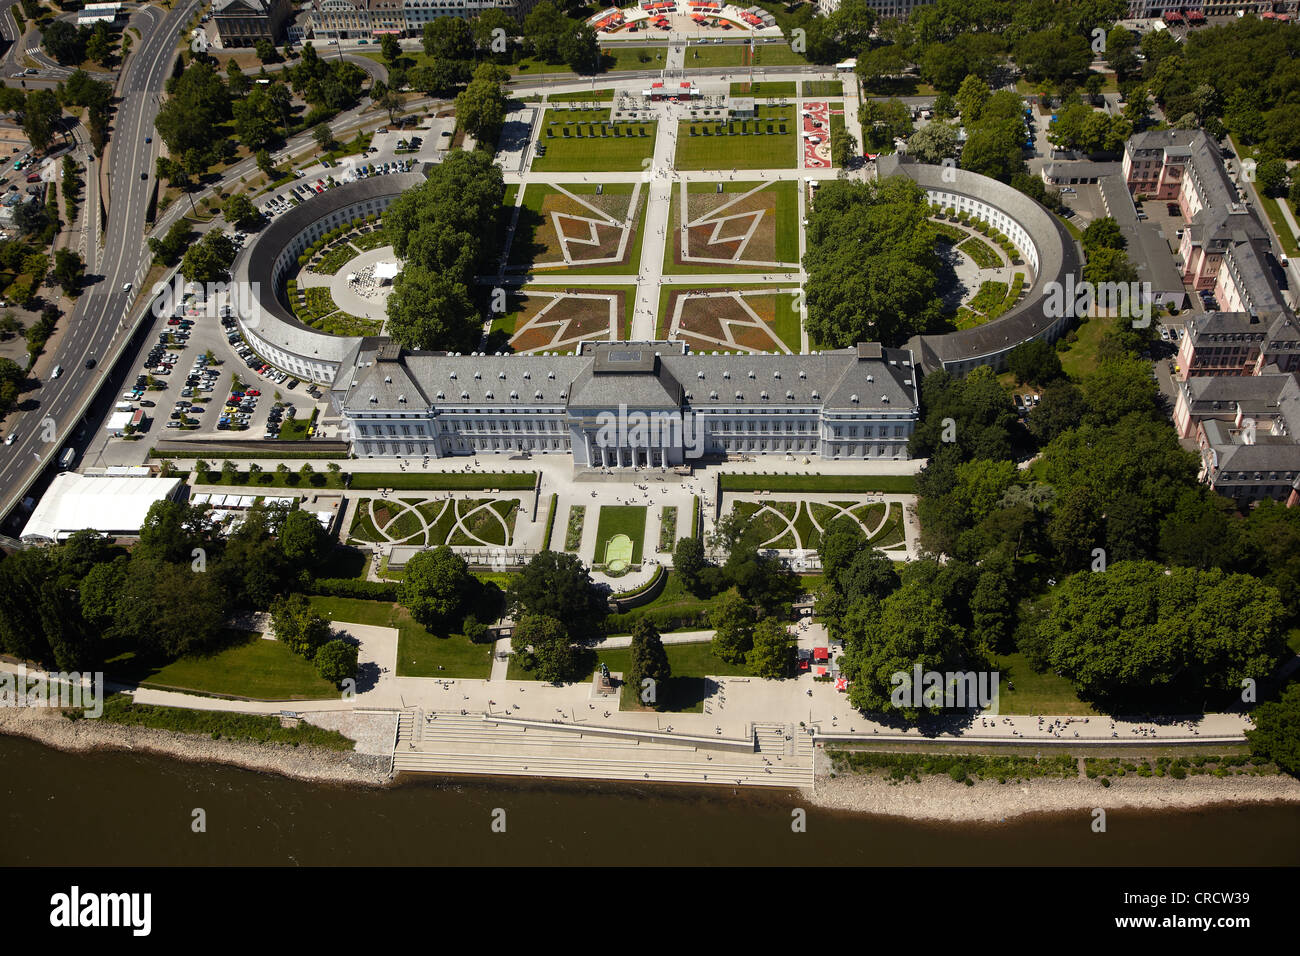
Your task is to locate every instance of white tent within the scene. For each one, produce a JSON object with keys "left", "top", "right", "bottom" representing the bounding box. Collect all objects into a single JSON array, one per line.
[
  {"left": 21, "top": 473, "right": 184, "bottom": 543},
  {"left": 374, "top": 262, "right": 400, "bottom": 284}
]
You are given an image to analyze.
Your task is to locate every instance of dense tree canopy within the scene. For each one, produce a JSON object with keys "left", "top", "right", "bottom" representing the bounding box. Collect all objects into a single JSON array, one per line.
[
  {"left": 1037, "top": 562, "right": 1287, "bottom": 710},
  {"left": 803, "top": 177, "right": 943, "bottom": 348}
]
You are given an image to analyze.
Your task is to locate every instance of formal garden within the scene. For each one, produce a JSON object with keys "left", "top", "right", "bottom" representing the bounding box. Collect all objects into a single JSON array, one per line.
[{"left": 348, "top": 496, "right": 522, "bottom": 548}]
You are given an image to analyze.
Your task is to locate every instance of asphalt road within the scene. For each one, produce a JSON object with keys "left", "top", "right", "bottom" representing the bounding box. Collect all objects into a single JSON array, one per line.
[{"left": 0, "top": 0, "right": 203, "bottom": 522}]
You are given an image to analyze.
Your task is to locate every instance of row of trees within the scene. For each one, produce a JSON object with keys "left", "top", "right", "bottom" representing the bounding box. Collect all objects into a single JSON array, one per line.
[
  {"left": 856, "top": 0, "right": 1128, "bottom": 95},
  {"left": 155, "top": 46, "right": 366, "bottom": 181},
  {"left": 0, "top": 500, "right": 335, "bottom": 672}
]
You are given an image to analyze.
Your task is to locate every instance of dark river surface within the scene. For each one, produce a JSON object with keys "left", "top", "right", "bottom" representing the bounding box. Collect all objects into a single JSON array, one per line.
[{"left": 2, "top": 736, "right": 1298, "bottom": 866}]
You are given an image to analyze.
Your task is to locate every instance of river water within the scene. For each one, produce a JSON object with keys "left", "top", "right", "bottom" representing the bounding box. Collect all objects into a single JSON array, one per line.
[{"left": 2, "top": 736, "right": 1297, "bottom": 866}]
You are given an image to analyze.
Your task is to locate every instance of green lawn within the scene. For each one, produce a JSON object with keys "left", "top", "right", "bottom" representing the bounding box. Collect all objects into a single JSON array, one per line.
[
  {"left": 729, "top": 80, "right": 796, "bottom": 97},
  {"left": 603, "top": 46, "right": 668, "bottom": 71},
  {"left": 508, "top": 182, "right": 645, "bottom": 276},
  {"left": 534, "top": 111, "right": 658, "bottom": 172},
  {"left": 683, "top": 42, "right": 807, "bottom": 69},
  {"left": 595, "top": 504, "right": 648, "bottom": 565},
  {"left": 347, "top": 472, "right": 536, "bottom": 491},
  {"left": 307, "top": 596, "right": 493, "bottom": 679},
  {"left": 129, "top": 631, "right": 340, "bottom": 701},
  {"left": 989, "top": 651, "right": 1097, "bottom": 716},
  {"left": 606, "top": 570, "right": 724, "bottom": 634},
  {"left": 720, "top": 474, "right": 917, "bottom": 494},
  {"left": 1057, "top": 316, "right": 1109, "bottom": 381},
  {"left": 668, "top": 181, "right": 800, "bottom": 272},
  {"left": 94, "top": 695, "right": 354, "bottom": 750},
  {"left": 277, "top": 416, "right": 313, "bottom": 440},
  {"left": 549, "top": 88, "right": 616, "bottom": 102},
  {"left": 675, "top": 106, "right": 797, "bottom": 170},
  {"left": 802, "top": 80, "right": 843, "bottom": 97},
  {"left": 596, "top": 641, "right": 752, "bottom": 712}
]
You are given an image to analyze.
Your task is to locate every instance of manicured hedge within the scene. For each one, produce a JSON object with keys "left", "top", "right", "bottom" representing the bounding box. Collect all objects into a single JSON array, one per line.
[{"left": 307, "top": 577, "right": 400, "bottom": 600}]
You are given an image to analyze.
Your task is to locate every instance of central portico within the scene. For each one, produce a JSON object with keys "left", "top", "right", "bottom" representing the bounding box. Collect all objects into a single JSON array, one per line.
[{"left": 568, "top": 345, "right": 690, "bottom": 470}]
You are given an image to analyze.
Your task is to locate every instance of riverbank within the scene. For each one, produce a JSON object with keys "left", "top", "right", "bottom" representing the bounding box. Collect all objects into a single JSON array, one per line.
[
  {"left": 806, "top": 767, "right": 1300, "bottom": 823},
  {"left": 0, "top": 707, "right": 393, "bottom": 788}
]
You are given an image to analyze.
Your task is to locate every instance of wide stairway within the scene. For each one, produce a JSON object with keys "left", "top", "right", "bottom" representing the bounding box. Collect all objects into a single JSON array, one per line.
[{"left": 392, "top": 712, "right": 814, "bottom": 789}]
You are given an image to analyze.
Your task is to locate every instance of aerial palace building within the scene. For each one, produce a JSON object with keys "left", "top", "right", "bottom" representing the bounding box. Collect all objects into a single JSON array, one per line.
[{"left": 332, "top": 341, "right": 920, "bottom": 465}]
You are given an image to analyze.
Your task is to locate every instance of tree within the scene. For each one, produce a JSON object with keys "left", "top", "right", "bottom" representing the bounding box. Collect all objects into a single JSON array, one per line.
[
  {"left": 1256, "top": 158, "right": 1288, "bottom": 198},
  {"left": 155, "top": 60, "right": 231, "bottom": 163},
  {"left": 22, "top": 89, "right": 61, "bottom": 153},
  {"left": 1082, "top": 246, "right": 1138, "bottom": 286},
  {"left": 52, "top": 249, "right": 84, "bottom": 296},
  {"left": 270, "top": 593, "right": 332, "bottom": 660},
  {"left": 455, "top": 75, "right": 506, "bottom": 144},
  {"left": 709, "top": 589, "right": 755, "bottom": 665},
  {"left": 955, "top": 74, "right": 990, "bottom": 123},
  {"left": 559, "top": 23, "right": 601, "bottom": 74},
  {"left": 672, "top": 536, "right": 707, "bottom": 595},
  {"left": 255, "top": 148, "right": 276, "bottom": 178},
  {"left": 626, "top": 618, "right": 671, "bottom": 706},
  {"left": 1081, "top": 216, "right": 1125, "bottom": 255},
  {"left": 1039, "top": 562, "right": 1287, "bottom": 710},
  {"left": 1082, "top": 355, "right": 1159, "bottom": 426},
  {"left": 387, "top": 266, "right": 479, "bottom": 353},
  {"left": 1027, "top": 381, "right": 1086, "bottom": 444},
  {"left": 378, "top": 89, "right": 404, "bottom": 125},
  {"left": 839, "top": 582, "right": 976, "bottom": 721},
  {"left": 279, "top": 507, "right": 331, "bottom": 567},
  {"left": 818, "top": 516, "right": 867, "bottom": 594},
  {"left": 423, "top": 16, "right": 475, "bottom": 61},
  {"left": 747, "top": 618, "right": 794, "bottom": 679},
  {"left": 1247, "top": 683, "right": 1300, "bottom": 776},
  {"left": 314, "top": 639, "right": 358, "bottom": 687},
  {"left": 42, "top": 20, "right": 86, "bottom": 66},
  {"left": 511, "top": 613, "right": 574, "bottom": 682},
  {"left": 508, "top": 551, "right": 604, "bottom": 639},
  {"left": 960, "top": 118, "right": 1025, "bottom": 182},
  {"left": 312, "top": 123, "right": 336, "bottom": 152},
  {"left": 180, "top": 230, "right": 237, "bottom": 283},
  {"left": 803, "top": 177, "right": 943, "bottom": 348},
  {"left": 1013, "top": 28, "right": 1091, "bottom": 86},
  {"left": 222, "top": 193, "right": 259, "bottom": 229},
  {"left": 906, "top": 122, "right": 960, "bottom": 164},
  {"left": 399, "top": 546, "right": 471, "bottom": 627},
  {"left": 1006, "top": 339, "right": 1063, "bottom": 385},
  {"left": 1106, "top": 24, "right": 1139, "bottom": 76},
  {"left": 380, "top": 34, "right": 402, "bottom": 65}
]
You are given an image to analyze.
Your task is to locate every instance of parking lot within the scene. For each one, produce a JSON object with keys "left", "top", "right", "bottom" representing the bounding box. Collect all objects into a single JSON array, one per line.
[
  {"left": 86, "top": 281, "right": 331, "bottom": 469},
  {"left": 257, "top": 117, "right": 451, "bottom": 220},
  {"left": 258, "top": 154, "right": 421, "bottom": 219}
]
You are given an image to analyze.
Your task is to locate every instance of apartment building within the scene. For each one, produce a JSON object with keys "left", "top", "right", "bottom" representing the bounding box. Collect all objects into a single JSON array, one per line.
[
  {"left": 1173, "top": 371, "right": 1300, "bottom": 505},
  {"left": 1177, "top": 311, "right": 1300, "bottom": 378},
  {"left": 1124, "top": 130, "right": 1287, "bottom": 327},
  {"left": 816, "top": 0, "right": 932, "bottom": 18},
  {"left": 1126, "top": 1, "right": 1299, "bottom": 17},
  {"left": 309, "top": 0, "right": 533, "bottom": 38}
]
